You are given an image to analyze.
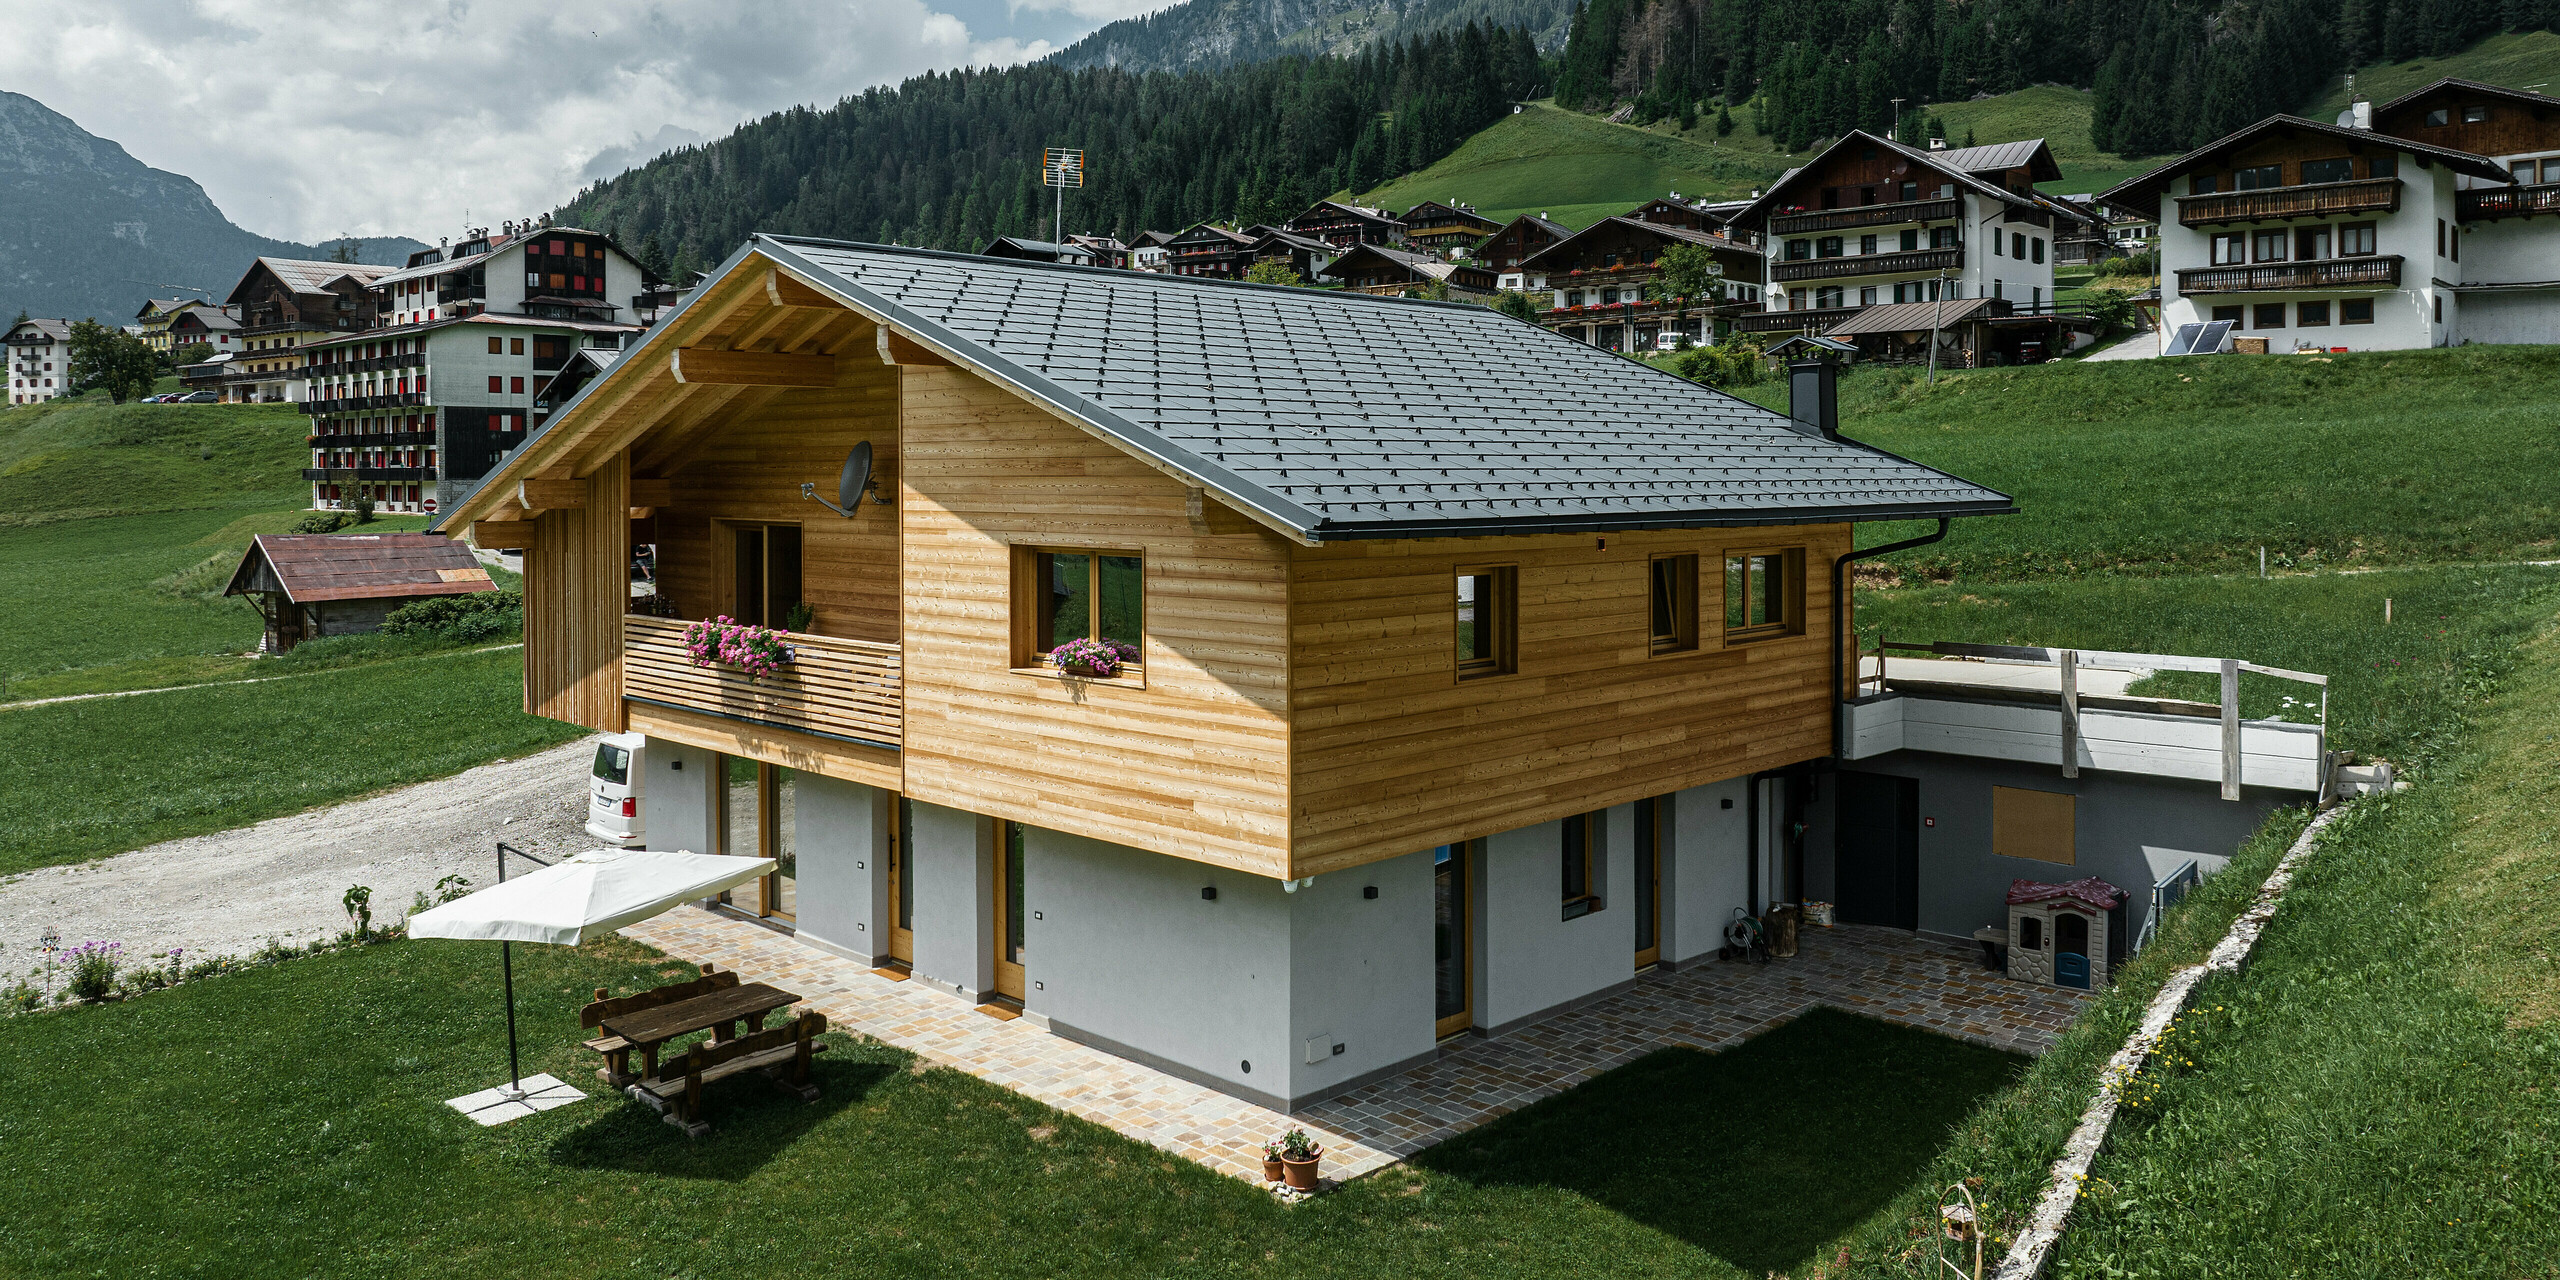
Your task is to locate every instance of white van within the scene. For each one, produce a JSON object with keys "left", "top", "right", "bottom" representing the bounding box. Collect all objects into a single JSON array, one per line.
[{"left": 585, "top": 732, "right": 646, "bottom": 845}]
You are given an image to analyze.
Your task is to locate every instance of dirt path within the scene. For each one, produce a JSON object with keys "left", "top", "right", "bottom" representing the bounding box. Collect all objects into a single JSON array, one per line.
[
  {"left": 0, "top": 736, "right": 599, "bottom": 969},
  {"left": 1, "top": 642, "right": 525, "bottom": 710}
]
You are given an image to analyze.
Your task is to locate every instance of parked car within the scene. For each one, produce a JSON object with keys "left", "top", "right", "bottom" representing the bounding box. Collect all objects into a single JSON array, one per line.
[
  {"left": 585, "top": 732, "right": 647, "bottom": 846},
  {"left": 178, "top": 391, "right": 219, "bottom": 403}
]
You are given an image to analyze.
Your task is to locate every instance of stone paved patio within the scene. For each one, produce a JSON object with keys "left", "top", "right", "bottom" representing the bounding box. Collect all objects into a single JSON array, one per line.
[{"left": 620, "top": 909, "right": 2091, "bottom": 1184}]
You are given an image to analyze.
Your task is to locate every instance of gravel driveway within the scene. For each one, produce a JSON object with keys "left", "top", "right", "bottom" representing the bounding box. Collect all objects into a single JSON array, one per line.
[{"left": 0, "top": 736, "right": 602, "bottom": 971}]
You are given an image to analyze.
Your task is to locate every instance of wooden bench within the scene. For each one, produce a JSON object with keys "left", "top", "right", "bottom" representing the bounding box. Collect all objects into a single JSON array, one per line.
[
  {"left": 580, "top": 964, "right": 738, "bottom": 1087},
  {"left": 629, "top": 1010, "right": 829, "bottom": 1137}
]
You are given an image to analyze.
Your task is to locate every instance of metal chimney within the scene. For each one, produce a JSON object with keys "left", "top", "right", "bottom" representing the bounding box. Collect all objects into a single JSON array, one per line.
[{"left": 1787, "top": 358, "right": 1839, "bottom": 439}]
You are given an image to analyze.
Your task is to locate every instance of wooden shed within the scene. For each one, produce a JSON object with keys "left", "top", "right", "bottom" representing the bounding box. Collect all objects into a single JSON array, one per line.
[{"left": 224, "top": 532, "right": 495, "bottom": 653}]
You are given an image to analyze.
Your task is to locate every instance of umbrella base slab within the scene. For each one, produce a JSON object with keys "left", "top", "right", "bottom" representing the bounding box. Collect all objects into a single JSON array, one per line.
[{"left": 447, "top": 1073, "right": 584, "bottom": 1126}]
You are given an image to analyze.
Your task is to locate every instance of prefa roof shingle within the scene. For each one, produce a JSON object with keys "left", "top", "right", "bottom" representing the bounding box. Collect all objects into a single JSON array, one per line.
[{"left": 753, "top": 235, "right": 2010, "bottom": 539}]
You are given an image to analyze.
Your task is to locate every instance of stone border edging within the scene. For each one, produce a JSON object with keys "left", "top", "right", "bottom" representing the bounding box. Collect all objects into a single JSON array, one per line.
[{"left": 1992, "top": 801, "right": 2352, "bottom": 1279}]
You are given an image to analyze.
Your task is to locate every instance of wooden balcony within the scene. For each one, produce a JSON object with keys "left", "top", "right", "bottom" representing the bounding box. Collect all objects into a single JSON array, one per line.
[
  {"left": 2458, "top": 183, "right": 2560, "bottom": 221},
  {"left": 1738, "top": 306, "right": 1861, "bottom": 333},
  {"left": 1770, "top": 198, "right": 1960, "bottom": 236},
  {"left": 2175, "top": 255, "right": 2402, "bottom": 294},
  {"left": 2175, "top": 178, "right": 2400, "bottom": 227},
  {"left": 622, "top": 615, "right": 902, "bottom": 750},
  {"left": 1771, "top": 248, "right": 1962, "bottom": 283}
]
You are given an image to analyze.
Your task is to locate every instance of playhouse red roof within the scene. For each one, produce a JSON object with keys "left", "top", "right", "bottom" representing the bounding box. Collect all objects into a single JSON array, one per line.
[{"left": 2006, "top": 877, "right": 2127, "bottom": 912}]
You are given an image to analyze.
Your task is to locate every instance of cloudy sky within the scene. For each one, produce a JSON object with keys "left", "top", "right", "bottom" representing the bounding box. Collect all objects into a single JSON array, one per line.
[{"left": 4, "top": 0, "right": 1166, "bottom": 245}]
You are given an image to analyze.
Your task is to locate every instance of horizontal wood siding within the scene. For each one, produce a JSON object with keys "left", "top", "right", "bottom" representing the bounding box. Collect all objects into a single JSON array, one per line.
[
  {"left": 897, "top": 366, "right": 1296, "bottom": 877},
  {"left": 627, "top": 702, "right": 902, "bottom": 791},
  {"left": 648, "top": 362, "right": 900, "bottom": 643},
  {"left": 1287, "top": 525, "right": 1849, "bottom": 876},
  {"left": 523, "top": 458, "right": 628, "bottom": 731}
]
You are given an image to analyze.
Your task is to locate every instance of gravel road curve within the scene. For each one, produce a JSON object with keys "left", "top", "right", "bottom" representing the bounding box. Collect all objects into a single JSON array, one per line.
[{"left": 0, "top": 736, "right": 601, "bottom": 970}]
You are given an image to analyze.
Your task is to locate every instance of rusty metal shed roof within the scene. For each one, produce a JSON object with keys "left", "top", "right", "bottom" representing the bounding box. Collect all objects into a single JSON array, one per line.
[{"left": 223, "top": 532, "right": 497, "bottom": 604}]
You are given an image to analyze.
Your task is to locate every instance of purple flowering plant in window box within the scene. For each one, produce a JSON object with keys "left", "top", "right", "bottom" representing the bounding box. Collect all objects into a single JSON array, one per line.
[
  {"left": 682, "top": 615, "right": 797, "bottom": 682},
  {"left": 1050, "top": 636, "right": 1136, "bottom": 678}
]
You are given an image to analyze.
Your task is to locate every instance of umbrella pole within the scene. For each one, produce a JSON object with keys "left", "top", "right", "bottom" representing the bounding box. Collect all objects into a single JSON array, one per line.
[{"left": 498, "top": 843, "right": 524, "bottom": 1101}]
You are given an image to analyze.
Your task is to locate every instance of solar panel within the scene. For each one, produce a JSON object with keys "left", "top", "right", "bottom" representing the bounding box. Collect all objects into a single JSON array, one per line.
[
  {"left": 2196, "top": 319, "right": 2236, "bottom": 353},
  {"left": 2162, "top": 322, "right": 2206, "bottom": 357}
]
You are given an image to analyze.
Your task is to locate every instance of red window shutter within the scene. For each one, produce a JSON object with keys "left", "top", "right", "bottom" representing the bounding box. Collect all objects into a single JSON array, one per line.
[
  {"left": 487, "top": 375, "right": 502, "bottom": 392},
  {"left": 510, "top": 377, "right": 524, "bottom": 393}
]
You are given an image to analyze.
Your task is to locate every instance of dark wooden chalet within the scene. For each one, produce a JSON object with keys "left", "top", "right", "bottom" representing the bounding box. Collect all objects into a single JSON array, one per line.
[
  {"left": 1164, "top": 223, "right": 1259, "bottom": 278},
  {"left": 1316, "top": 243, "right": 1497, "bottom": 297},
  {"left": 1400, "top": 200, "right": 1503, "bottom": 252},
  {"left": 223, "top": 257, "right": 390, "bottom": 341},
  {"left": 224, "top": 532, "right": 495, "bottom": 653},
  {"left": 1478, "top": 213, "right": 1572, "bottom": 286},
  {"left": 1282, "top": 200, "right": 1404, "bottom": 249},
  {"left": 1622, "top": 196, "right": 1717, "bottom": 230},
  {"left": 1242, "top": 227, "right": 1339, "bottom": 280},
  {"left": 1523, "top": 217, "right": 1762, "bottom": 349}
]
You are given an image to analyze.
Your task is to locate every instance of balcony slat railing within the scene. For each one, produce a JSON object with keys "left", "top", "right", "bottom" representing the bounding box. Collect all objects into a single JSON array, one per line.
[
  {"left": 1771, "top": 248, "right": 1964, "bottom": 283},
  {"left": 2175, "top": 255, "right": 2402, "bottom": 293},
  {"left": 2457, "top": 183, "right": 2560, "bottom": 221},
  {"left": 2175, "top": 178, "right": 2400, "bottom": 226},
  {"left": 1738, "top": 305, "right": 1862, "bottom": 333},
  {"left": 1770, "top": 198, "right": 1962, "bottom": 237},
  {"left": 622, "top": 615, "right": 903, "bottom": 749}
]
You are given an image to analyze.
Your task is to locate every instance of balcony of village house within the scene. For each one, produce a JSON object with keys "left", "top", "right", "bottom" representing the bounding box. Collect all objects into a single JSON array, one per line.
[
  {"left": 1770, "top": 247, "right": 1963, "bottom": 284},
  {"left": 2175, "top": 255, "right": 2402, "bottom": 293},
  {"left": 2458, "top": 183, "right": 2560, "bottom": 221},
  {"left": 1769, "top": 197, "right": 1962, "bottom": 237},
  {"left": 621, "top": 616, "right": 903, "bottom": 752},
  {"left": 2175, "top": 178, "right": 2400, "bottom": 227},
  {"left": 1738, "top": 304, "right": 1862, "bottom": 333}
]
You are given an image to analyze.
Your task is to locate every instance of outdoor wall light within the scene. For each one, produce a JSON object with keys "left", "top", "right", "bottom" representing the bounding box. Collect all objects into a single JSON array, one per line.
[
  {"left": 669, "top": 758, "right": 683, "bottom": 771},
  {"left": 1363, "top": 885, "right": 1378, "bottom": 899},
  {"left": 1201, "top": 886, "right": 1218, "bottom": 901}
]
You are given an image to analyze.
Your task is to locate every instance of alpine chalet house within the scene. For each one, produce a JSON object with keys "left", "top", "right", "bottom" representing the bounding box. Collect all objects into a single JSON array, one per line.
[
  {"left": 223, "top": 257, "right": 394, "bottom": 403},
  {"left": 1282, "top": 199, "right": 1405, "bottom": 249},
  {"left": 1727, "top": 133, "right": 2099, "bottom": 362},
  {"left": 2101, "top": 79, "right": 2560, "bottom": 350},
  {"left": 1398, "top": 200, "right": 1502, "bottom": 254},
  {"left": 300, "top": 226, "right": 650, "bottom": 515},
  {"left": 6, "top": 318, "right": 71, "bottom": 405},
  {"left": 1163, "top": 223, "right": 1259, "bottom": 278},
  {"left": 1521, "top": 216, "right": 1762, "bottom": 350},
  {"left": 135, "top": 297, "right": 211, "bottom": 354},
  {"left": 1315, "top": 242, "right": 1498, "bottom": 298},
  {"left": 1239, "top": 225, "right": 1340, "bottom": 281},
  {"left": 434, "top": 233, "right": 2013, "bottom": 1111},
  {"left": 979, "top": 236, "right": 1100, "bottom": 266},
  {"left": 1479, "top": 213, "right": 1571, "bottom": 292},
  {"left": 1128, "top": 230, "right": 1178, "bottom": 272},
  {"left": 163, "top": 304, "right": 241, "bottom": 365}
]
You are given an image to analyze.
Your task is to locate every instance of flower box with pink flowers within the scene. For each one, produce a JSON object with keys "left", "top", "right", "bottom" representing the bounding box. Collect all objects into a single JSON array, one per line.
[{"left": 681, "top": 616, "right": 798, "bottom": 682}]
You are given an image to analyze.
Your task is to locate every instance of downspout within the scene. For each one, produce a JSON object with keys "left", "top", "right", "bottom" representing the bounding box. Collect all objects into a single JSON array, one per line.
[{"left": 1830, "top": 518, "right": 1951, "bottom": 758}]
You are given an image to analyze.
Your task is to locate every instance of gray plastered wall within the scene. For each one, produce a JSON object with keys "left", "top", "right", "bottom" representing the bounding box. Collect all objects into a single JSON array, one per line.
[{"left": 791, "top": 773, "right": 889, "bottom": 965}]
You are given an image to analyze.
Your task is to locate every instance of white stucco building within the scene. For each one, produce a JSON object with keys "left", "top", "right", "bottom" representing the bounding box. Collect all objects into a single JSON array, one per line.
[{"left": 5, "top": 318, "right": 71, "bottom": 404}]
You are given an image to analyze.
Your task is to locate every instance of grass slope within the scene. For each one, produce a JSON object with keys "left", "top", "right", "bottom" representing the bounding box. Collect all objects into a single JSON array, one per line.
[
  {"left": 1717, "top": 346, "right": 2560, "bottom": 582},
  {"left": 0, "top": 940, "right": 2021, "bottom": 1278},
  {"left": 0, "top": 394, "right": 308, "bottom": 521},
  {"left": 2306, "top": 29, "right": 2560, "bottom": 120},
  {"left": 1922, "top": 85, "right": 2165, "bottom": 195},
  {"left": 1357, "top": 103, "right": 1786, "bottom": 229}
]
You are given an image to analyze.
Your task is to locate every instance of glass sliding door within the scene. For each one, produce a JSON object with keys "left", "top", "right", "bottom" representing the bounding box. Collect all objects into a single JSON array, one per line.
[
  {"left": 886, "top": 797, "right": 915, "bottom": 965},
  {"left": 1434, "top": 842, "right": 1474, "bottom": 1038},
  {"left": 714, "top": 756, "right": 795, "bottom": 924},
  {"left": 1634, "top": 796, "right": 1663, "bottom": 969},
  {"left": 992, "top": 821, "right": 1027, "bottom": 1003}
]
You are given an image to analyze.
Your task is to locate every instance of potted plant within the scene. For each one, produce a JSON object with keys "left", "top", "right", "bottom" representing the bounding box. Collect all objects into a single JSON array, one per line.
[
  {"left": 1277, "top": 1127, "right": 1322, "bottom": 1191},
  {"left": 1049, "top": 636, "right": 1127, "bottom": 679},
  {"left": 1261, "top": 1141, "right": 1286, "bottom": 1183},
  {"left": 681, "top": 616, "right": 797, "bottom": 683}
]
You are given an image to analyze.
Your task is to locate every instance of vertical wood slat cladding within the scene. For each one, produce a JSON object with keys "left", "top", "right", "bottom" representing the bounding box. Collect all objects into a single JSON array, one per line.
[
  {"left": 1286, "top": 525, "right": 1849, "bottom": 876},
  {"left": 523, "top": 457, "right": 629, "bottom": 731},
  {"left": 646, "top": 362, "right": 900, "bottom": 642},
  {"left": 897, "top": 365, "right": 1296, "bottom": 877}
]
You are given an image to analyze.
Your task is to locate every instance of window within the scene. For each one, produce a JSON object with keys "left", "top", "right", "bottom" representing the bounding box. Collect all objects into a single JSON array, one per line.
[
  {"left": 2253, "top": 303, "right": 2286, "bottom": 329},
  {"left": 2212, "top": 303, "right": 2244, "bottom": 324},
  {"left": 1900, "top": 181, "right": 1919, "bottom": 201},
  {"left": 1723, "top": 550, "right": 1799, "bottom": 641},
  {"left": 2235, "top": 164, "right": 2282, "bottom": 190},
  {"left": 2191, "top": 172, "right": 2219, "bottom": 195},
  {"left": 1600, "top": 288, "right": 1619, "bottom": 305},
  {"left": 1993, "top": 786, "right": 2075, "bottom": 864},
  {"left": 2296, "top": 226, "right": 2331, "bottom": 261},
  {"left": 2252, "top": 229, "right": 2288, "bottom": 262},
  {"left": 1899, "top": 228, "right": 1921, "bottom": 252},
  {"left": 2435, "top": 294, "right": 2444, "bottom": 323},
  {"left": 1561, "top": 812, "right": 1602, "bottom": 919},
  {"left": 509, "top": 376, "right": 525, "bottom": 393},
  {"left": 2301, "top": 157, "right": 2354, "bottom": 185},
  {"left": 1989, "top": 232, "right": 2001, "bottom": 258},
  {"left": 2465, "top": 104, "right": 2490, "bottom": 123},
  {"left": 2426, "top": 107, "right": 2451, "bottom": 127},
  {"left": 2371, "top": 153, "right": 2398, "bottom": 179},
  {"left": 2543, "top": 159, "right": 2560, "bottom": 184},
  {"left": 1859, "top": 286, "right": 1878, "bottom": 306},
  {"left": 2031, "top": 237, "right": 2045, "bottom": 264},
  {"left": 1816, "top": 236, "right": 1844, "bottom": 258},
  {"left": 2437, "top": 218, "right": 2447, "bottom": 257},
  {"left": 486, "top": 375, "right": 502, "bottom": 392},
  {"left": 1649, "top": 554, "right": 1698, "bottom": 655},
  {"left": 1015, "top": 547, "right": 1144, "bottom": 671},
  {"left": 487, "top": 335, "right": 503, "bottom": 355},
  {"left": 1931, "top": 225, "right": 1959, "bottom": 249},
  {"left": 2342, "top": 298, "right": 2374, "bottom": 324},
  {"left": 1815, "top": 285, "right": 1846, "bottom": 308},
  {"left": 2515, "top": 159, "right": 2539, "bottom": 180},
  {"left": 2299, "top": 300, "right": 2331, "bottom": 327},
  {"left": 1785, "top": 239, "right": 1811, "bottom": 261},
  {"left": 2018, "top": 916, "right": 2044, "bottom": 951},
  {"left": 2340, "top": 222, "right": 2377, "bottom": 255},
  {"left": 1859, "top": 234, "right": 1879, "bottom": 255},
  {"left": 1453, "top": 565, "right": 1516, "bottom": 679}
]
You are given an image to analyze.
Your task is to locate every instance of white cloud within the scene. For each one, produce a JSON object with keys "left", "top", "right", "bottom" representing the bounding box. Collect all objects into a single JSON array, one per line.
[
  {"left": 0, "top": 0, "right": 1069, "bottom": 245},
  {"left": 1008, "top": 0, "right": 1177, "bottom": 20}
]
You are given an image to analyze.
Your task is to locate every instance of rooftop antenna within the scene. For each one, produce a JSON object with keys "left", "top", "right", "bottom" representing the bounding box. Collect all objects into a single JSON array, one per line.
[
  {"left": 1044, "top": 147, "right": 1085, "bottom": 244},
  {"left": 1890, "top": 97, "right": 1906, "bottom": 141}
]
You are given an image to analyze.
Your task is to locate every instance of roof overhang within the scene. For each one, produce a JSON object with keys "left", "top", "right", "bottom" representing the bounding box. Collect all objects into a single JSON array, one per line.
[{"left": 2098, "top": 114, "right": 2515, "bottom": 219}]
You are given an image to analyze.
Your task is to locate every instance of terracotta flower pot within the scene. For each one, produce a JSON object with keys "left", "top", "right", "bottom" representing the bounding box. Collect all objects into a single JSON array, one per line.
[
  {"left": 1263, "top": 1157, "right": 1285, "bottom": 1182},
  {"left": 1281, "top": 1152, "right": 1321, "bottom": 1191}
]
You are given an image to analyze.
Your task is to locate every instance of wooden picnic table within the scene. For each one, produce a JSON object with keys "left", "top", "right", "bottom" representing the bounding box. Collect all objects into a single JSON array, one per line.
[{"left": 600, "top": 982, "right": 800, "bottom": 1083}]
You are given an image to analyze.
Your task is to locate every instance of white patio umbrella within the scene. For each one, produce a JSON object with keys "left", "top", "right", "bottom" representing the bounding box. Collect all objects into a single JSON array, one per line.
[{"left": 411, "top": 848, "right": 775, "bottom": 1100}]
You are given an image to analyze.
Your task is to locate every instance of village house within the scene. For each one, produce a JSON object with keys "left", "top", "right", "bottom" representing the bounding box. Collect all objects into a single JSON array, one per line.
[
  {"left": 134, "top": 297, "right": 214, "bottom": 354},
  {"left": 1315, "top": 242, "right": 1497, "bottom": 297},
  {"left": 1725, "top": 133, "right": 2101, "bottom": 364},
  {"left": 163, "top": 303, "right": 242, "bottom": 358},
  {"left": 980, "top": 236, "right": 1101, "bottom": 267},
  {"left": 299, "top": 225, "right": 651, "bottom": 515},
  {"left": 2102, "top": 79, "right": 2560, "bottom": 351},
  {"left": 223, "top": 531, "right": 495, "bottom": 653},
  {"left": 6, "top": 318, "right": 71, "bottom": 405},
  {"left": 1127, "top": 230, "right": 1178, "bottom": 272},
  {"left": 222, "top": 258, "right": 395, "bottom": 404},
  {"left": 1065, "top": 235, "right": 1130, "bottom": 269},
  {"left": 1398, "top": 200, "right": 1502, "bottom": 254},
  {"left": 1240, "top": 226, "right": 1340, "bottom": 281},
  {"left": 1163, "top": 222, "right": 1259, "bottom": 278},
  {"left": 1282, "top": 199, "right": 1404, "bottom": 250},
  {"left": 1478, "top": 212, "right": 1571, "bottom": 292},
  {"left": 1521, "top": 216, "right": 1762, "bottom": 350}
]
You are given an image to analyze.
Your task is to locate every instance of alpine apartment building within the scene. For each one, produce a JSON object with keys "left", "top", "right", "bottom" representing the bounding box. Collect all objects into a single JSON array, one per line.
[
  {"left": 222, "top": 258, "right": 395, "bottom": 404},
  {"left": 1523, "top": 213, "right": 1763, "bottom": 350},
  {"left": 2103, "top": 78, "right": 2560, "bottom": 351},
  {"left": 6, "top": 318, "right": 71, "bottom": 405},
  {"left": 301, "top": 225, "right": 650, "bottom": 514}
]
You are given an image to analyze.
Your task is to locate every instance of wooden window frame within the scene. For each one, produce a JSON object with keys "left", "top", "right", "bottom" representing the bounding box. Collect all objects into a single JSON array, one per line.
[
  {"left": 1721, "top": 547, "right": 1805, "bottom": 644},
  {"left": 1561, "top": 811, "right": 1604, "bottom": 921},
  {"left": 1452, "top": 564, "right": 1518, "bottom": 681},
  {"left": 1648, "top": 552, "right": 1700, "bottom": 656},
  {"left": 1010, "top": 544, "right": 1146, "bottom": 685}
]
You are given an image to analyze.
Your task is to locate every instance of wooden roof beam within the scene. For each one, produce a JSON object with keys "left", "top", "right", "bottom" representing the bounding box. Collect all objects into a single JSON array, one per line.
[
  {"left": 516, "top": 478, "right": 588, "bottom": 513},
  {"left": 878, "top": 328, "right": 953, "bottom": 366},
  {"left": 672, "top": 347, "right": 838, "bottom": 386}
]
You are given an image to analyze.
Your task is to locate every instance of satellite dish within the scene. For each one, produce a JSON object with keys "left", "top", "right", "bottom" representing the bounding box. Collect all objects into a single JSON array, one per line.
[{"left": 802, "top": 441, "right": 879, "bottom": 517}]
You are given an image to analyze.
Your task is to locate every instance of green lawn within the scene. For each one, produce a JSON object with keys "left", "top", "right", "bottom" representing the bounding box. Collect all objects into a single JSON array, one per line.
[
  {"left": 1720, "top": 347, "right": 2560, "bottom": 582},
  {"left": 2303, "top": 29, "right": 2560, "bottom": 120},
  {"left": 0, "top": 937, "right": 2020, "bottom": 1278},
  {"left": 1356, "top": 103, "right": 1786, "bottom": 228}
]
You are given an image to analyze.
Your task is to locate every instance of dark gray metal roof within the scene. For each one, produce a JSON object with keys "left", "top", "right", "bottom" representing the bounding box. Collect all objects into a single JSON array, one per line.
[{"left": 757, "top": 235, "right": 2011, "bottom": 540}]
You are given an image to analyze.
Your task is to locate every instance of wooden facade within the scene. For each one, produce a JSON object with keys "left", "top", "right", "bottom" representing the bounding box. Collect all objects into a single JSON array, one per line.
[
  {"left": 2372, "top": 82, "right": 2560, "bottom": 161},
  {"left": 453, "top": 249, "right": 1868, "bottom": 882}
]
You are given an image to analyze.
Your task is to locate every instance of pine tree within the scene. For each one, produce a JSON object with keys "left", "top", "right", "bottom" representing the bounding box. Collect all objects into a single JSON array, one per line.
[{"left": 1716, "top": 104, "right": 1734, "bottom": 135}]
